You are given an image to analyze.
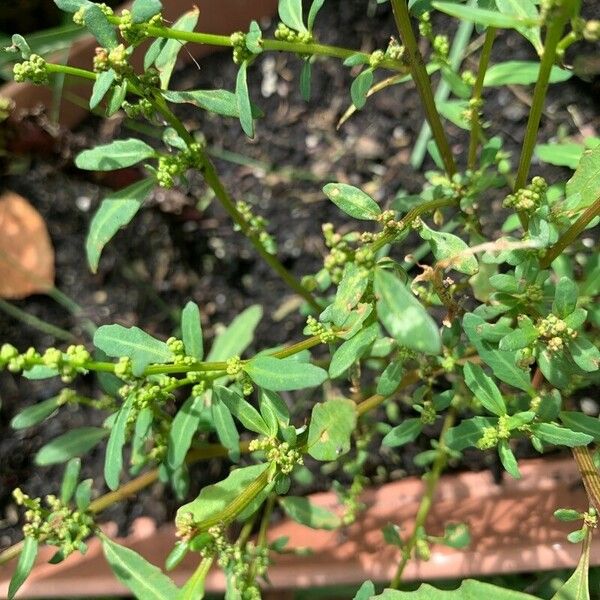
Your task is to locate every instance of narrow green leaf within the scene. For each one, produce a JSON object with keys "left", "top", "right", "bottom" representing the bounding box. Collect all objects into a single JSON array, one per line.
[
  {"left": 329, "top": 323, "right": 378, "bottom": 378},
  {"left": 131, "top": 0, "right": 162, "bottom": 23},
  {"left": 94, "top": 323, "right": 173, "bottom": 376},
  {"left": 163, "top": 89, "right": 238, "bottom": 118},
  {"left": 106, "top": 81, "right": 127, "bottom": 116},
  {"left": 89, "top": 69, "right": 115, "bottom": 109},
  {"left": 279, "top": 496, "right": 341, "bottom": 529},
  {"left": 207, "top": 305, "right": 262, "bottom": 361},
  {"left": 535, "top": 143, "right": 585, "bottom": 169},
  {"left": 566, "top": 145, "right": 600, "bottom": 211},
  {"left": 54, "top": 0, "right": 92, "bottom": 12},
  {"left": 10, "top": 396, "right": 61, "bottom": 429},
  {"left": 308, "top": 398, "right": 357, "bottom": 461},
  {"left": 464, "top": 363, "right": 506, "bottom": 416},
  {"left": 377, "top": 359, "right": 404, "bottom": 396},
  {"left": 236, "top": 61, "right": 254, "bottom": 138},
  {"left": 323, "top": 182, "right": 381, "bottom": 220},
  {"left": 498, "top": 439, "right": 520, "bottom": 479},
  {"left": 554, "top": 508, "right": 583, "bottom": 522},
  {"left": 532, "top": 423, "right": 593, "bottom": 448},
  {"left": 351, "top": 68, "right": 373, "bottom": 110},
  {"left": 419, "top": 222, "right": 478, "bottom": 275},
  {"left": 102, "top": 536, "right": 179, "bottom": 600},
  {"left": 278, "top": 0, "right": 307, "bottom": 32},
  {"left": 300, "top": 59, "right": 312, "bottom": 101},
  {"left": 214, "top": 385, "right": 270, "bottom": 436},
  {"left": 181, "top": 301, "right": 203, "bottom": 360},
  {"left": 167, "top": 395, "right": 205, "bottom": 470},
  {"left": 8, "top": 536, "right": 38, "bottom": 600},
  {"left": 155, "top": 8, "right": 199, "bottom": 88},
  {"left": 494, "top": 0, "right": 541, "bottom": 53},
  {"left": 245, "top": 355, "right": 328, "bottom": 391},
  {"left": 144, "top": 37, "right": 166, "bottom": 69},
  {"left": 374, "top": 269, "right": 441, "bottom": 355},
  {"left": 86, "top": 178, "right": 155, "bottom": 272},
  {"left": 308, "top": 0, "right": 326, "bottom": 30},
  {"left": 104, "top": 397, "right": 133, "bottom": 491},
  {"left": 553, "top": 277, "right": 578, "bottom": 318},
  {"left": 177, "top": 557, "right": 212, "bottom": 600},
  {"left": 35, "top": 427, "right": 108, "bottom": 465},
  {"left": 559, "top": 412, "right": 600, "bottom": 443},
  {"left": 60, "top": 458, "right": 81, "bottom": 504},
  {"left": 259, "top": 389, "right": 290, "bottom": 435},
  {"left": 75, "top": 479, "right": 93, "bottom": 511},
  {"left": 83, "top": 4, "right": 117, "bottom": 48},
  {"left": 484, "top": 61, "right": 570, "bottom": 87},
  {"left": 76, "top": 139, "right": 155, "bottom": 171},
  {"left": 432, "top": 2, "right": 539, "bottom": 28},
  {"left": 211, "top": 397, "right": 240, "bottom": 461},
  {"left": 382, "top": 418, "right": 422, "bottom": 447},
  {"left": 551, "top": 531, "right": 591, "bottom": 600}
]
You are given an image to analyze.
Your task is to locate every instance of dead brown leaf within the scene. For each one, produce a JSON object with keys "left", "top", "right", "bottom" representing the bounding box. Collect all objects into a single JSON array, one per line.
[{"left": 0, "top": 191, "right": 54, "bottom": 299}]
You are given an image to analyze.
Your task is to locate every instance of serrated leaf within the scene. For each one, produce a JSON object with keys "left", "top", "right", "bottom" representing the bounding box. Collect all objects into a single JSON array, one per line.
[
  {"left": 154, "top": 8, "right": 199, "bottom": 88},
  {"left": 566, "top": 145, "right": 600, "bottom": 211},
  {"left": 207, "top": 305, "right": 262, "bottom": 361},
  {"left": 351, "top": 68, "right": 373, "bottom": 110},
  {"left": 83, "top": 4, "right": 117, "bottom": 48},
  {"left": 10, "top": 396, "right": 61, "bottom": 429},
  {"left": 76, "top": 139, "right": 155, "bottom": 171},
  {"left": 374, "top": 269, "right": 441, "bottom": 355},
  {"left": 181, "top": 301, "right": 203, "bottom": 360},
  {"left": 484, "top": 61, "right": 570, "bottom": 86},
  {"left": 8, "top": 536, "right": 38, "bottom": 600},
  {"left": 323, "top": 183, "right": 381, "bottom": 220},
  {"left": 382, "top": 418, "right": 422, "bottom": 447},
  {"left": 464, "top": 362, "right": 506, "bottom": 416},
  {"left": 86, "top": 178, "right": 155, "bottom": 272},
  {"left": 377, "top": 359, "right": 404, "bottom": 396},
  {"left": 498, "top": 439, "right": 521, "bottom": 478},
  {"left": 94, "top": 324, "right": 173, "bottom": 376},
  {"left": 419, "top": 222, "right": 478, "bottom": 275},
  {"left": 532, "top": 423, "right": 593, "bottom": 447},
  {"left": 102, "top": 536, "right": 179, "bottom": 600},
  {"left": 329, "top": 323, "right": 378, "bottom": 378},
  {"left": 278, "top": 0, "right": 307, "bottom": 32},
  {"left": 167, "top": 395, "right": 205, "bottom": 471},
  {"left": 559, "top": 412, "right": 600, "bottom": 443},
  {"left": 280, "top": 496, "right": 341, "bottom": 529},
  {"left": 432, "top": 2, "right": 539, "bottom": 29},
  {"left": 245, "top": 355, "right": 328, "bottom": 391},
  {"left": 90, "top": 69, "right": 115, "bottom": 109},
  {"left": 236, "top": 61, "right": 254, "bottom": 138},
  {"left": 308, "top": 398, "right": 357, "bottom": 461},
  {"left": 131, "top": 0, "right": 162, "bottom": 23},
  {"left": 214, "top": 385, "right": 270, "bottom": 436},
  {"left": 104, "top": 397, "right": 133, "bottom": 490},
  {"left": 211, "top": 397, "right": 240, "bottom": 461},
  {"left": 35, "top": 427, "right": 108, "bottom": 465},
  {"left": 60, "top": 458, "right": 81, "bottom": 504}
]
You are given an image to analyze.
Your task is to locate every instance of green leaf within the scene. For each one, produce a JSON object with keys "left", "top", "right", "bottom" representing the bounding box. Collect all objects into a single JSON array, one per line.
[
  {"left": 498, "top": 439, "right": 521, "bottom": 479},
  {"left": 327, "top": 262, "right": 370, "bottom": 326},
  {"left": 559, "top": 412, "right": 600, "bottom": 443},
  {"left": 308, "top": 0, "right": 325, "bottom": 30},
  {"left": 323, "top": 183, "right": 381, "bottom": 220},
  {"left": 211, "top": 396, "right": 240, "bottom": 461},
  {"left": 554, "top": 508, "right": 583, "bottom": 522},
  {"left": 246, "top": 21, "right": 263, "bottom": 54},
  {"left": 463, "top": 313, "right": 533, "bottom": 392},
  {"left": 382, "top": 418, "right": 422, "bottom": 448},
  {"left": 236, "top": 61, "right": 254, "bottom": 138},
  {"left": 374, "top": 269, "right": 441, "bottom": 355},
  {"left": 259, "top": 389, "right": 290, "bottom": 435},
  {"left": 75, "top": 479, "right": 93, "bottom": 511},
  {"left": 498, "top": 327, "right": 537, "bottom": 351},
  {"left": 60, "top": 458, "right": 81, "bottom": 504},
  {"left": 86, "top": 178, "right": 155, "bottom": 272},
  {"left": 300, "top": 59, "right": 312, "bottom": 101},
  {"left": 382, "top": 523, "right": 403, "bottom": 548},
  {"left": 165, "top": 541, "right": 188, "bottom": 572},
  {"left": 351, "top": 68, "right": 373, "bottom": 110},
  {"left": 343, "top": 53, "right": 370, "bottom": 67},
  {"left": 569, "top": 335, "right": 600, "bottom": 372},
  {"left": 535, "top": 143, "right": 585, "bottom": 169},
  {"left": 566, "top": 145, "right": 600, "bottom": 211},
  {"left": 441, "top": 522, "right": 471, "bottom": 549},
  {"left": 214, "top": 385, "right": 270, "bottom": 436},
  {"left": 484, "top": 61, "right": 570, "bottom": 87},
  {"left": 532, "top": 423, "right": 593, "bottom": 448},
  {"left": 10, "top": 396, "right": 60, "bottom": 429},
  {"left": 54, "top": 0, "right": 92, "bottom": 12},
  {"left": 83, "top": 4, "right": 117, "bottom": 48},
  {"left": 163, "top": 89, "right": 249, "bottom": 119},
  {"left": 553, "top": 277, "right": 578, "bottom": 318},
  {"left": 94, "top": 323, "right": 173, "bottom": 376},
  {"left": 551, "top": 532, "right": 591, "bottom": 600},
  {"left": 354, "top": 581, "right": 376, "bottom": 600},
  {"left": 445, "top": 416, "right": 496, "bottom": 451},
  {"left": 207, "top": 305, "right": 262, "bottom": 361},
  {"left": 104, "top": 397, "right": 133, "bottom": 491},
  {"left": 154, "top": 8, "right": 199, "bottom": 88},
  {"left": 167, "top": 395, "right": 206, "bottom": 470},
  {"left": 377, "top": 358, "right": 404, "bottom": 396},
  {"left": 144, "top": 37, "right": 166, "bottom": 69},
  {"left": 280, "top": 496, "right": 341, "bottom": 529},
  {"left": 278, "top": 0, "right": 307, "bottom": 32},
  {"left": 131, "top": 0, "right": 162, "bottom": 23},
  {"left": 106, "top": 81, "right": 127, "bottom": 116},
  {"left": 307, "top": 398, "right": 357, "bottom": 461},
  {"left": 329, "top": 323, "right": 378, "bottom": 378},
  {"left": 35, "top": 427, "right": 108, "bottom": 465},
  {"left": 22, "top": 364, "right": 59, "bottom": 380},
  {"left": 495, "top": 0, "right": 541, "bottom": 52},
  {"left": 373, "top": 579, "right": 540, "bottom": 599},
  {"left": 90, "top": 69, "right": 116, "bottom": 109},
  {"left": 432, "top": 2, "right": 539, "bottom": 29},
  {"left": 8, "top": 536, "right": 38, "bottom": 600},
  {"left": 102, "top": 536, "right": 179, "bottom": 600},
  {"left": 419, "top": 222, "right": 478, "bottom": 275},
  {"left": 175, "top": 463, "right": 270, "bottom": 528},
  {"left": 245, "top": 355, "right": 328, "bottom": 391},
  {"left": 76, "top": 139, "right": 155, "bottom": 171},
  {"left": 464, "top": 363, "right": 506, "bottom": 416},
  {"left": 181, "top": 301, "right": 203, "bottom": 360}
]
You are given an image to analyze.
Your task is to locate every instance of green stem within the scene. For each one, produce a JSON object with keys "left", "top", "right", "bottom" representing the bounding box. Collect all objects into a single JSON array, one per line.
[
  {"left": 513, "top": 2, "right": 576, "bottom": 226},
  {"left": 467, "top": 27, "right": 495, "bottom": 171},
  {"left": 390, "top": 0, "right": 456, "bottom": 177},
  {"left": 540, "top": 195, "right": 600, "bottom": 268},
  {"left": 390, "top": 409, "right": 456, "bottom": 588},
  {"left": 0, "top": 298, "right": 74, "bottom": 342}
]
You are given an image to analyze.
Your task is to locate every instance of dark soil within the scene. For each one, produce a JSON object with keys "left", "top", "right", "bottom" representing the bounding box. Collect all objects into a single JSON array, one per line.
[{"left": 1, "top": 0, "right": 599, "bottom": 550}]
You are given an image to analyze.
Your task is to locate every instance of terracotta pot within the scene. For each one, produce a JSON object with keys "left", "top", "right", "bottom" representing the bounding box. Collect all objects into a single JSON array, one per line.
[
  {"left": 1, "top": 0, "right": 279, "bottom": 129},
  {"left": 2, "top": 457, "right": 598, "bottom": 597}
]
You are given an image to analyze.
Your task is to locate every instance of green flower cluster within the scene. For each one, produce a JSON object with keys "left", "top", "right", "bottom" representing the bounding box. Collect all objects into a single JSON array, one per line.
[
  {"left": 93, "top": 44, "right": 131, "bottom": 77},
  {"left": 274, "top": 23, "right": 313, "bottom": 45},
  {"left": 13, "top": 54, "right": 48, "bottom": 85},
  {"left": 230, "top": 31, "right": 252, "bottom": 65},
  {"left": 503, "top": 176, "right": 548, "bottom": 213},
  {"left": 386, "top": 38, "right": 405, "bottom": 62},
  {"left": 536, "top": 313, "right": 577, "bottom": 353},
  {"left": 234, "top": 201, "right": 277, "bottom": 255},
  {"left": 13, "top": 489, "right": 95, "bottom": 558},
  {"left": 322, "top": 222, "right": 355, "bottom": 283},
  {"left": 248, "top": 437, "right": 303, "bottom": 474},
  {"left": 73, "top": 3, "right": 113, "bottom": 25},
  {"left": 118, "top": 9, "right": 163, "bottom": 44},
  {"left": 156, "top": 143, "right": 204, "bottom": 188},
  {"left": 476, "top": 415, "right": 511, "bottom": 450},
  {"left": 306, "top": 315, "right": 336, "bottom": 343}
]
